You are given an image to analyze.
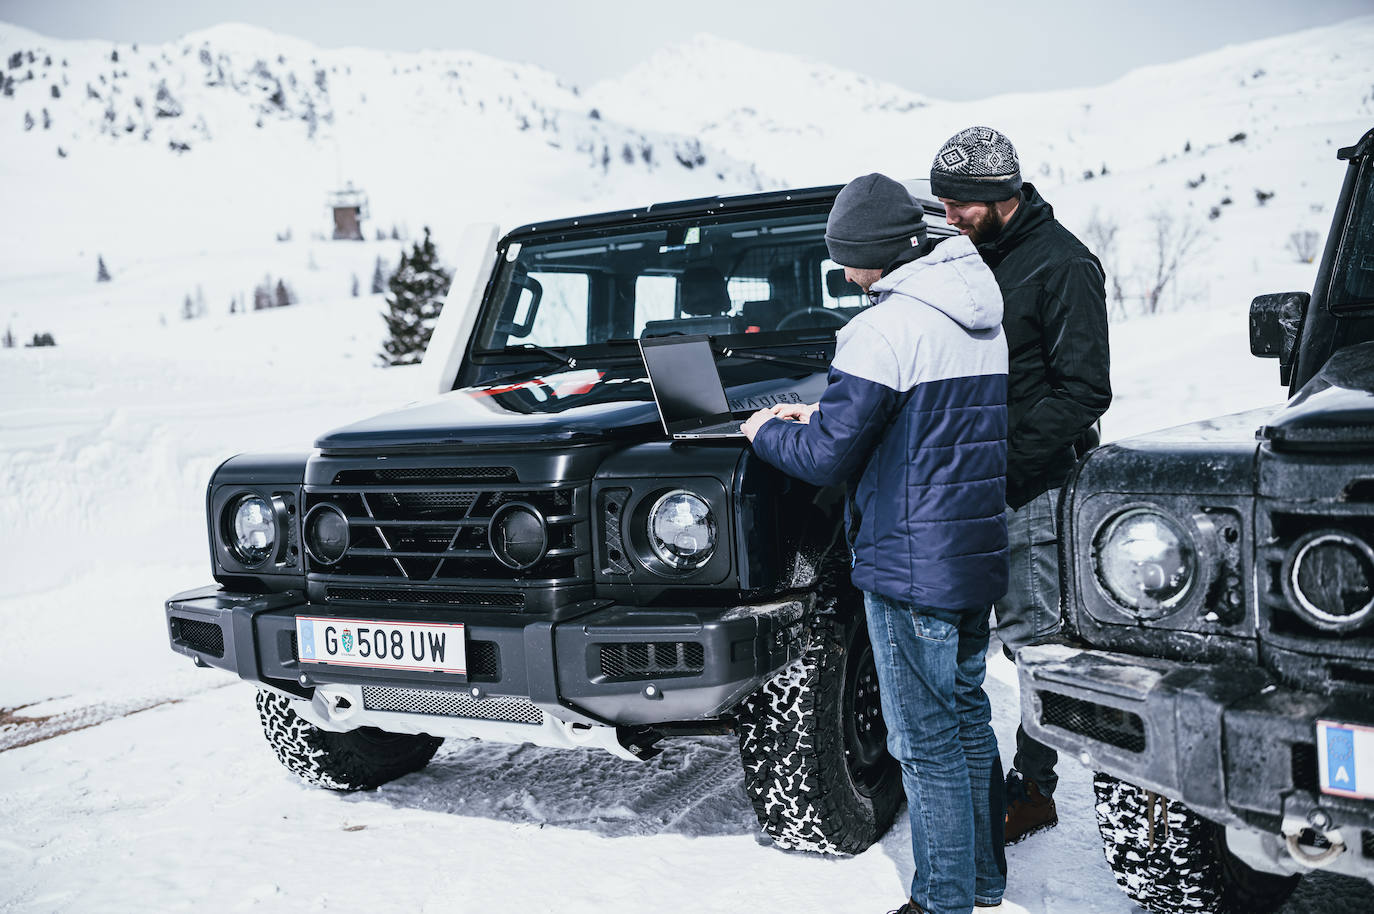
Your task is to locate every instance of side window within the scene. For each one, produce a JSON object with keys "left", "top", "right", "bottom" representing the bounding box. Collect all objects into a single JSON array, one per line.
[
  {"left": 820, "top": 258, "right": 867, "bottom": 309},
  {"left": 634, "top": 274, "right": 676, "bottom": 334},
  {"left": 524, "top": 271, "right": 589, "bottom": 347}
]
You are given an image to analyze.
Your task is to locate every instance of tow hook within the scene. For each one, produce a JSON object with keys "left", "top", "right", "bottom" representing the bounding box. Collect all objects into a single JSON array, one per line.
[
  {"left": 314, "top": 686, "right": 358, "bottom": 724},
  {"left": 1281, "top": 806, "right": 1347, "bottom": 868}
]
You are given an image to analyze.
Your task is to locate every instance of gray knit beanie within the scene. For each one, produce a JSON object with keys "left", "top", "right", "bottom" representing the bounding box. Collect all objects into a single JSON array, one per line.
[
  {"left": 930, "top": 126, "right": 1022, "bottom": 202},
  {"left": 825, "top": 173, "right": 927, "bottom": 270}
]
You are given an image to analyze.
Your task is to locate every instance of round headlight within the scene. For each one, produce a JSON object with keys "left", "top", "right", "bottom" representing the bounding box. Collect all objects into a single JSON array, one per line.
[
  {"left": 1283, "top": 530, "right": 1374, "bottom": 632},
  {"left": 647, "top": 490, "right": 716, "bottom": 571},
  {"left": 229, "top": 495, "right": 277, "bottom": 566},
  {"left": 304, "top": 503, "right": 350, "bottom": 566},
  {"left": 1093, "top": 507, "right": 1196, "bottom": 616}
]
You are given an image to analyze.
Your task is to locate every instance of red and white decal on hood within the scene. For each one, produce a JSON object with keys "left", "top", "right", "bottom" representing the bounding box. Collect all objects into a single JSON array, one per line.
[{"left": 466, "top": 369, "right": 647, "bottom": 401}]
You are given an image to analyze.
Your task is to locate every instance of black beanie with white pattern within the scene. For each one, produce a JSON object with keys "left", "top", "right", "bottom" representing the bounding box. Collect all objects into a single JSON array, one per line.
[{"left": 930, "top": 126, "right": 1023, "bottom": 202}]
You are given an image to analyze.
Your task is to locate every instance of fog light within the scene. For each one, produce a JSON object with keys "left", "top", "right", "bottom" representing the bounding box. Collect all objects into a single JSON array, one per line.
[
  {"left": 305, "top": 503, "right": 350, "bottom": 565},
  {"left": 490, "top": 503, "right": 548, "bottom": 570},
  {"left": 1284, "top": 529, "right": 1374, "bottom": 632}
]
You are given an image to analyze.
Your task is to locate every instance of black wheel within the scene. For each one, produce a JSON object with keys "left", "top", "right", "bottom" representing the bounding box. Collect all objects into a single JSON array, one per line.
[
  {"left": 1093, "top": 773, "right": 1299, "bottom": 913},
  {"left": 736, "top": 607, "right": 902, "bottom": 854},
  {"left": 255, "top": 690, "right": 443, "bottom": 791}
]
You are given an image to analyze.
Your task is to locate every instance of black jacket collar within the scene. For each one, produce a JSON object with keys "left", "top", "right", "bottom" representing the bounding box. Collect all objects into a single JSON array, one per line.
[{"left": 978, "top": 182, "right": 1054, "bottom": 262}]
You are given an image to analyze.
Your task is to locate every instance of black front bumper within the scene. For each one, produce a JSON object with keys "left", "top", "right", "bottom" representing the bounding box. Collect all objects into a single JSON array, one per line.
[
  {"left": 166, "top": 585, "right": 807, "bottom": 726},
  {"left": 1019, "top": 644, "right": 1374, "bottom": 840}
]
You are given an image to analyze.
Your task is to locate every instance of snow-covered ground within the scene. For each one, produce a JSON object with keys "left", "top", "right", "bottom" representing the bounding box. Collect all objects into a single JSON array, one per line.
[{"left": 3, "top": 15, "right": 1374, "bottom": 914}]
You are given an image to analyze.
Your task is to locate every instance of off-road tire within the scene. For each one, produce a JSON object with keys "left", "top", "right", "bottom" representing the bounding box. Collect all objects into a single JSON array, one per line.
[
  {"left": 737, "top": 609, "right": 902, "bottom": 855},
  {"left": 1093, "top": 773, "right": 1299, "bottom": 914},
  {"left": 255, "top": 690, "right": 443, "bottom": 790}
]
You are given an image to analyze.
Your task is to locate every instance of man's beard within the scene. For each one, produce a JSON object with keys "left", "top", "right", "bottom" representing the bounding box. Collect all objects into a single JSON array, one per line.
[{"left": 964, "top": 206, "right": 1007, "bottom": 245}]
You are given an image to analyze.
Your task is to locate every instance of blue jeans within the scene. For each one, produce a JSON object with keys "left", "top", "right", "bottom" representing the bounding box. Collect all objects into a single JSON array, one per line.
[{"left": 864, "top": 593, "right": 1006, "bottom": 913}]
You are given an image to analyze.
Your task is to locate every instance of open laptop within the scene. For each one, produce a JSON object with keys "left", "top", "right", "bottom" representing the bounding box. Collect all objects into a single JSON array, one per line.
[{"left": 638, "top": 335, "right": 746, "bottom": 440}]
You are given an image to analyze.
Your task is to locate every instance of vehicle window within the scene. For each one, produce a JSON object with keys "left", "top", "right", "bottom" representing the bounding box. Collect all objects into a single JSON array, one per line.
[
  {"left": 1331, "top": 159, "right": 1374, "bottom": 314},
  {"left": 475, "top": 208, "right": 866, "bottom": 355},
  {"left": 634, "top": 274, "right": 676, "bottom": 335},
  {"left": 523, "top": 271, "right": 589, "bottom": 348}
]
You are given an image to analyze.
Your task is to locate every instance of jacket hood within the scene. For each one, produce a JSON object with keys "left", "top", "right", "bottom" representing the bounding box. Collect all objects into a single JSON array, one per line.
[
  {"left": 869, "top": 234, "right": 1004, "bottom": 331},
  {"left": 979, "top": 182, "right": 1054, "bottom": 263}
]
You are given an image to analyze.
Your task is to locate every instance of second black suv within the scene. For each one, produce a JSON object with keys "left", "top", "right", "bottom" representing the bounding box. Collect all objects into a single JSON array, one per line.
[{"left": 1018, "top": 127, "right": 1374, "bottom": 912}]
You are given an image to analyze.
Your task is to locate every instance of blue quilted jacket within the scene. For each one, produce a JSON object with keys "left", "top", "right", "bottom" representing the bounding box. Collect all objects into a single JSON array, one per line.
[{"left": 752, "top": 235, "right": 1009, "bottom": 609}]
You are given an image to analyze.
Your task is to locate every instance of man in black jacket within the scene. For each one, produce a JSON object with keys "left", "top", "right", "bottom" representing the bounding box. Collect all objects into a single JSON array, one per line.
[{"left": 931, "top": 125, "right": 1112, "bottom": 845}]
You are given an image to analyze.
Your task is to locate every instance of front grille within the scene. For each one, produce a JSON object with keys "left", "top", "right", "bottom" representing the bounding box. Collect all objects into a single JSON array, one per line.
[
  {"left": 304, "top": 480, "right": 588, "bottom": 586},
  {"left": 599, "top": 642, "right": 706, "bottom": 680},
  {"left": 1039, "top": 691, "right": 1146, "bottom": 752},
  {"left": 172, "top": 617, "right": 225, "bottom": 658},
  {"left": 325, "top": 586, "right": 525, "bottom": 608},
  {"left": 361, "top": 685, "right": 542, "bottom": 724}
]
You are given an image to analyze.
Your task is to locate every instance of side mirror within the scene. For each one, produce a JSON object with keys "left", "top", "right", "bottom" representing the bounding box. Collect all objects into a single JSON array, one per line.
[{"left": 1249, "top": 291, "right": 1309, "bottom": 385}]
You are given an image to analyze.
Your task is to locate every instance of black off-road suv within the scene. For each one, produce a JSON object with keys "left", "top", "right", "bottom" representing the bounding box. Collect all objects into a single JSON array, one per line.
[
  {"left": 167, "top": 183, "right": 954, "bottom": 854},
  {"left": 1018, "top": 126, "right": 1374, "bottom": 912}
]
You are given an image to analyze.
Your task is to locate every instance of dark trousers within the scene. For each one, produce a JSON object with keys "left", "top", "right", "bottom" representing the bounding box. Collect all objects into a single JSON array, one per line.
[{"left": 995, "top": 487, "right": 1061, "bottom": 796}]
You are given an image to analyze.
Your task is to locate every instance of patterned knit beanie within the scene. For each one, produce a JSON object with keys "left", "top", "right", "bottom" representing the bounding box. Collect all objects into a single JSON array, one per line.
[
  {"left": 825, "top": 173, "right": 927, "bottom": 270},
  {"left": 930, "top": 126, "right": 1023, "bottom": 202}
]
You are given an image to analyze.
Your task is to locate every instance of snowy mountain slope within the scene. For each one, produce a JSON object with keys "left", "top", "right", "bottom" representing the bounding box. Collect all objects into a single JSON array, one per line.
[
  {"left": 0, "top": 21, "right": 769, "bottom": 278},
  {"left": 587, "top": 17, "right": 1374, "bottom": 189}
]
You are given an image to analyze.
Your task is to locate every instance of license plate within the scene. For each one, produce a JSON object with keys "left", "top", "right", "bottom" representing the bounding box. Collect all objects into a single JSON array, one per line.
[
  {"left": 1316, "top": 719, "right": 1374, "bottom": 799},
  {"left": 295, "top": 616, "right": 466, "bottom": 674}
]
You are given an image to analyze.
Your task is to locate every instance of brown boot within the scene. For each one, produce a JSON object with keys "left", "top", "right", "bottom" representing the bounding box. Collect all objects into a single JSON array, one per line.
[{"left": 1004, "top": 768, "right": 1057, "bottom": 844}]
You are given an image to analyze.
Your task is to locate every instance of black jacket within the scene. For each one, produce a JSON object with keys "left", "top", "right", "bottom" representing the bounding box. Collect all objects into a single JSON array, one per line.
[{"left": 977, "top": 183, "right": 1111, "bottom": 509}]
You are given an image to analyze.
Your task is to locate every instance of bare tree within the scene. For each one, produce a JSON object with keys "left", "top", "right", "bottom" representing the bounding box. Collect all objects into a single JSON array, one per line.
[
  {"left": 1286, "top": 229, "right": 1321, "bottom": 264},
  {"left": 1083, "top": 209, "right": 1128, "bottom": 320},
  {"left": 1142, "top": 208, "right": 1207, "bottom": 315}
]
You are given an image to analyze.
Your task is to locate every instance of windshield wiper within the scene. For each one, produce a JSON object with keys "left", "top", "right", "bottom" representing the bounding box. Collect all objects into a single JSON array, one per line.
[
  {"left": 475, "top": 342, "right": 578, "bottom": 370},
  {"left": 712, "top": 343, "right": 830, "bottom": 372}
]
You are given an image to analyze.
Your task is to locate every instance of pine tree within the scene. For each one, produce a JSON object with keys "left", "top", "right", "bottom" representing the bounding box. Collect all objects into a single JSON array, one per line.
[
  {"left": 253, "top": 276, "right": 272, "bottom": 310},
  {"left": 350, "top": 274, "right": 360, "bottom": 297},
  {"left": 182, "top": 294, "right": 196, "bottom": 320},
  {"left": 96, "top": 255, "right": 111, "bottom": 282},
  {"left": 370, "top": 256, "right": 385, "bottom": 294},
  {"left": 274, "top": 279, "right": 293, "bottom": 308},
  {"left": 2, "top": 325, "right": 15, "bottom": 348},
  {"left": 380, "top": 227, "right": 452, "bottom": 366}
]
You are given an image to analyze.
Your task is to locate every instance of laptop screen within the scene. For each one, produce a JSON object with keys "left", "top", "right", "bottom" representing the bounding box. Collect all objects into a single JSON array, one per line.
[{"left": 639, "top": 336, "right": 732, "bottom": 431}]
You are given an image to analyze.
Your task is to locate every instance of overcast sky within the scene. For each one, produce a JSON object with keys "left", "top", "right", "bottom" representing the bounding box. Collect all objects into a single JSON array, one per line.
[{"left": 3, "top": 0, "right": 1370, "bottom": 100}]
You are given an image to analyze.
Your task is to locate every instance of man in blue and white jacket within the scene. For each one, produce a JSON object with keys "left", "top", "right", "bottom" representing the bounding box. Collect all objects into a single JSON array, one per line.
[{"left": 742, "top": 173, "right": 1010, "bottom": 914}]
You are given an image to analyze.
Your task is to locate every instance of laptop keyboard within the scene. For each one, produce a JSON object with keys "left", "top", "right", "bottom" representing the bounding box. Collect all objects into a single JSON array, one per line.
[{"left": 681, "top": 419, "right": 744, "bottom": 437}]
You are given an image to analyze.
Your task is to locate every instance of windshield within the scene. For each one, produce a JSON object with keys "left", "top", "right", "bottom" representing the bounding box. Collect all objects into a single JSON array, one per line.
[
  {"left": 1330, "top": 158, "right": 1374, "bottom": 351},
  {"left": 473, "top": 207, "right": 871, "bottom": 358}
]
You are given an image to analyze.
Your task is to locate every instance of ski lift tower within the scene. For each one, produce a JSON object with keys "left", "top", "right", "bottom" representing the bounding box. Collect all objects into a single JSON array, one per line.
[{"left": 327, "top": 183, "right": 369, "bottom": 240}]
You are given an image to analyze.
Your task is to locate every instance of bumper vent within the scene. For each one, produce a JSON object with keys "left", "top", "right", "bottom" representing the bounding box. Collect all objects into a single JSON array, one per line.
[
  {"left": 171, "top": 617, "right": 225, "bottom": 658},
  {"left": 1039, "top": 690, "right": 1145, "bottom": 753},
  {"left": 360, "top": 685, "right": 542, "bottom": 725},
  {"left": 324, "top": 586, "right": 525, "bottom": 609},
  {"left": 599, "top": 642, "right": 705, "bottom": 680}
]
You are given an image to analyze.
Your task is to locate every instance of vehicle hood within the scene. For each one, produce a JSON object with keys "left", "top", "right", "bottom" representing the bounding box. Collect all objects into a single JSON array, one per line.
[
  {"left": 314, "top": 365, "right": 830, "bottom": 451},
  {"left": 1260, "top": 341, "right": 1374, "bottom": 451},
  {"left": 1073, "top": 405, "right": 1282, "bottom": 496}
]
